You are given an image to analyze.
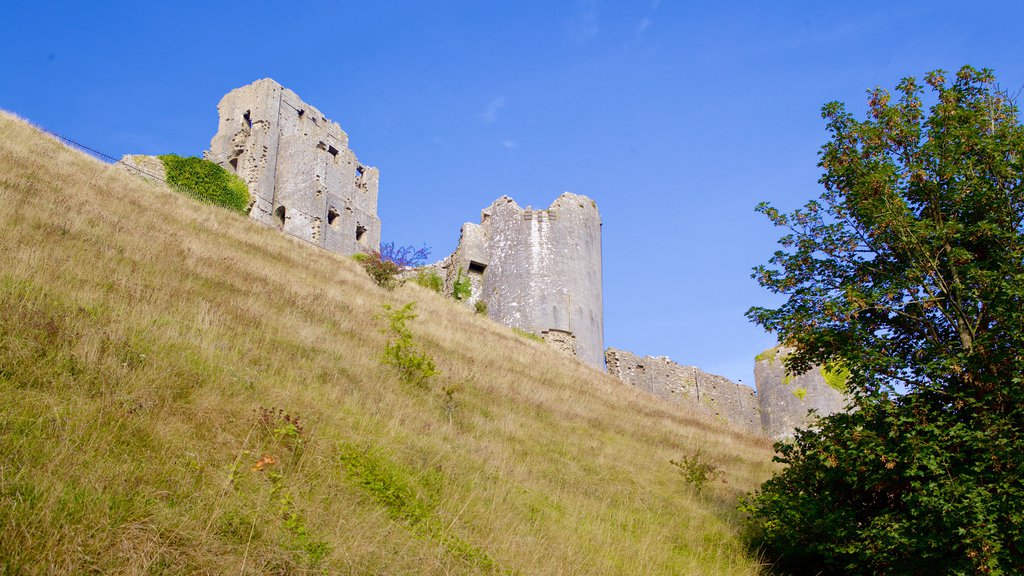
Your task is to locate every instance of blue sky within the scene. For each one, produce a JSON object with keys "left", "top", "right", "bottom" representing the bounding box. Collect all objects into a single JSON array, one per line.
[{"left": 3, "top": 1, "right": 1023, "bottom": 386}]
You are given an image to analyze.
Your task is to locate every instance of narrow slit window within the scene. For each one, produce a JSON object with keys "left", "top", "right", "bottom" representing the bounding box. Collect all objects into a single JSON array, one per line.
[
  {"left": 355, "top": 224, "right": 367, "bottom": 242},
  {"left": 274, "top": 205, "right": 287, "bottom": 228},
  {"left": 243, "top": 110, "right": 252, "bottom": 128},
  {"left": 328, "top": 208, "right": 340, "bottom": 231}
]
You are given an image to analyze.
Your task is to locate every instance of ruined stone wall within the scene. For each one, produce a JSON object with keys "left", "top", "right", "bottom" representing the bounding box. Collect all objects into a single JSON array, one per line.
[
  {"left": 437, "top": 193, "right": 605, "bottom": 370},
  {"left": 606, "top": 348, "right": 761, "bottom": 435},
  {"left": 118, "top": 154, "right": 166, "bottom": 184},
  {"left": 206, "top": 78, "right": 379, "bottom": 255},
  {"left": 754, "top": 346, "right": 848, "bottom": 440}
]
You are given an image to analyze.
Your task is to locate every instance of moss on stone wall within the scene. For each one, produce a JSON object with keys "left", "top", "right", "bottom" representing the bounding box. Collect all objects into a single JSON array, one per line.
[
  {"left": 755, "top": 346, "right": 781, "bottom": 364},
  {"left": 158, "top": 154, "right": 249, "bottom": 213}
]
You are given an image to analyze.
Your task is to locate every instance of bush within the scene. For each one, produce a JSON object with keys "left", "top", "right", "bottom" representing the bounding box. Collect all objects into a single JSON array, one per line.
[
  {"left": 669, "top": 450, "right": 722, "bottom": 493},
  {"left": 379, "top": 303, "right": 439, "bottom": 389},
  {"left": 473, "top": 300, "right": 487, "bottom": 315},
  {"left": 452, "top": 270, "right": 471, "bottom": 301},
  {"left": 412, "top": 270, "right": 444, "bottom": 293},
  {"left": 158, "top": 154, "right": 249, "bottom": 213},
  {"left": 354, "top": 252, "right": 402, "bottom": 290}
]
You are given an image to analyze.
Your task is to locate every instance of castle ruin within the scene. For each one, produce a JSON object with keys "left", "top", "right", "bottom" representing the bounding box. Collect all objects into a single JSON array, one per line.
[
  {"left": 606, "top": 348, "right": 761, "bottom": 434},
  {"left": 434, "top": 194, "right": 605, "bottom": 370},
  {"left": 120, "top": 79, "right": 840, "bottom": 439},
  {"left": 754, "top": 346, "right": 848, "bottom": 440},
  {"left": 207, "top": 79, "right": 380, "bottom": 255},
  {"left": 606, "top": 346, "right": 849, "bottom": 438}
]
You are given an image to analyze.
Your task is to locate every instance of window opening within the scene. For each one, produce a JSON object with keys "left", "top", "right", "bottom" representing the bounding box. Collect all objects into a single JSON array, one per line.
[
  {"left": 274, "top": 205, "right": 286, "bottom": 228},
  {"left": 355, "top": 224, "right": 367, "bottom": 243},
  {"left": 468, "top": 261, "right": 487, "bottom": 275},
  {"left": 243, "top": 110, "right": 252, "bottom": 128},
  {"left": 328, "top": 208, "right": 340, "bottom": 231}
]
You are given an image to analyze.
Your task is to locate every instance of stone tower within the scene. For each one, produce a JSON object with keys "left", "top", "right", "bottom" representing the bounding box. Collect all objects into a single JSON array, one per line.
[
  {"left": 207, "top": 78, "right": 380, "bottom": 255},
  {"left": 754, "top": 346, "right": 848, "bottom": 440},
  {"left": 436, "top": 193, "right": 605, "bottom": 370}
]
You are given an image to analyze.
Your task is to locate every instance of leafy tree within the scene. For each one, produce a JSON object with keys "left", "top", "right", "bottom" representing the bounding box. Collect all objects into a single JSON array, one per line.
[{"left": 743, "top": 66, "right": 1024, "bottom": 574}]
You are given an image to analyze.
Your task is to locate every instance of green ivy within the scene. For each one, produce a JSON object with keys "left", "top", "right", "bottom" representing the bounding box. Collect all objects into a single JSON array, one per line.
[
  {"left": 452, "top": 270, "right": 472, "bottom": 301},
  {"left": 158, "top": 154, "right": 249, "bottom": 213},
  {"left": 820, "top": 363, "right": 850, "bottom": 393}
]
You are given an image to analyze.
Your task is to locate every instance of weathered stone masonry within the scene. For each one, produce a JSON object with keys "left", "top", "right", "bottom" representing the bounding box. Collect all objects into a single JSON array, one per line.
[
  {"left": 207, "top": 78, "right": 380, "bottom": 255},
  {"left": 607, "top": 346, "right": 849, "bottom": 438},
  {"left": 754, "top": 346, "right": 848, "bottom": 440},
  {"left": 435, "top": 194, "right": 605, "bottom": 370},
  {"left": 606, "top": 348, "right": 761, "bottom": 434}
]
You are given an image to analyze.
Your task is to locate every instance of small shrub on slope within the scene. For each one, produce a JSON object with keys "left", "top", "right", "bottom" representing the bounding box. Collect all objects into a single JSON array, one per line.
[
  {"left": 379, "top": 302, "right": 439, "bottom": 389},
  {"left": 353, "top": 251, "right": 403, "bottom": 290}
]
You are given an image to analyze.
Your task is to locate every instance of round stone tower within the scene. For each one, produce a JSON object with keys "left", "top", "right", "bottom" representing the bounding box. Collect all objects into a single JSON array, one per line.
[{"left": 481, "top": 193, "right": 604, "bottom": 369}]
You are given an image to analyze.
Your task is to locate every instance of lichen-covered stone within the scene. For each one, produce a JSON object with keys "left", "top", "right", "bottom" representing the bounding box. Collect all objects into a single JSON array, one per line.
[
  {"left": 118, "top": 154, "right": 166, "bottom": 184},
  {"left": 606, "top": 348, "right": 761, "bottom": 434},
  {"left": 206, "top": 78, "right": 379, "bottom": 255},
  {"left": 754, "top": 346, "right": 848, "bottom": 440},
  {"left": 435, "top": 194, "right": 605, "bottom": 369}
]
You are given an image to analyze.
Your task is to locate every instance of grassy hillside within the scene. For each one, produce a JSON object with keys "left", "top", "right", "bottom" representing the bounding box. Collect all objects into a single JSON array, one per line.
[{"left": 0, "top": 111, "right": 775, "bottom": 575}]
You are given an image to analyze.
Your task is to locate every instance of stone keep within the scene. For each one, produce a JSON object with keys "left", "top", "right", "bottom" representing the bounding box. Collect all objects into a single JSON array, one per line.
[
  {"left": 436, "top": 193, "right": 605, "bottom": 370},
  {"left": 606, "top": 348, "right": 761, "bottom": 434},
  {"left": 754, "top": 346, "right": 848, "bottom": 440},
  {"left": 207, "top": 78, "right": 380, "bottom": 255}
]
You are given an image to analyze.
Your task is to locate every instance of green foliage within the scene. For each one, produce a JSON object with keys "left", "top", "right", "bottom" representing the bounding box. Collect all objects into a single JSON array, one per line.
[
  {"left": 452, "top": 270, "right": 471, "bottom": 301},
  {"left": 412, "top": 269, "right": 444, "bottom": 293},
  {"left": 355, "top": 251, "right": 403, "bottom": 290},
  {"left": 473, "top": 300, "right": 488, "bottom": 315},
  {"left": 337, "top": 442, "right": 500, "bottom": 571},
  {"left": 745, "top": 66, "right": 1024, "bottom": 574},
  {"left": 791, "top": 387, "right": 807, "bottom": 400},
  {"left": 512, "top": 328, "right": 544, "bottom": 343},
  {"left": 379, "top": 303, "right": 439, "bottom": 389},
  {"left": 820, "top": 363, "right": 849, "bottom": 393},
  {"left": 669, "top": 450, "right": 723, "bottom": 493},
  {"left": 337, "top": 442, "right": 434, "bottom": 525},
  {"left": 158, "top": 154, "right": 249, "bottom": 213}
]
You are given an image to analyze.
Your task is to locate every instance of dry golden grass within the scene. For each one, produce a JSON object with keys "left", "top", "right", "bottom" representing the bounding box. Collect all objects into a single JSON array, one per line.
[{"left": 0, "top": 110, "right": 776, "bottom": 575}]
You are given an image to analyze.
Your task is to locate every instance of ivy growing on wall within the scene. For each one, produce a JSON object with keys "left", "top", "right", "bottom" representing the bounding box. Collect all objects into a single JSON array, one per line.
[{"left": 158, "top": 154, "right": 249, "bottom": 213}]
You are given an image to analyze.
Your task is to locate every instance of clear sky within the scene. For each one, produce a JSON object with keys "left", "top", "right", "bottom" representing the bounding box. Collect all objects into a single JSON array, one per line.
[{"left": 3, "top": 1, "right": 1022, "bottom": 386}]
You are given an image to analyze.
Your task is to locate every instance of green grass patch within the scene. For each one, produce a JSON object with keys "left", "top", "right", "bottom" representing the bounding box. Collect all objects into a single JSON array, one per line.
[
  {"left": 338, "top": 442, "right": 504, "bottom": 572},
  {"left": 512, "top": 328, "right": 544, "bottom": 343}
]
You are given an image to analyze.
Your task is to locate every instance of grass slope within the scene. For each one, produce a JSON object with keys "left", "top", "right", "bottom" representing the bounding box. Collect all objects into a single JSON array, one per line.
[{"left": 0, "top": 111, "right": 775, "bottom": 575}]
